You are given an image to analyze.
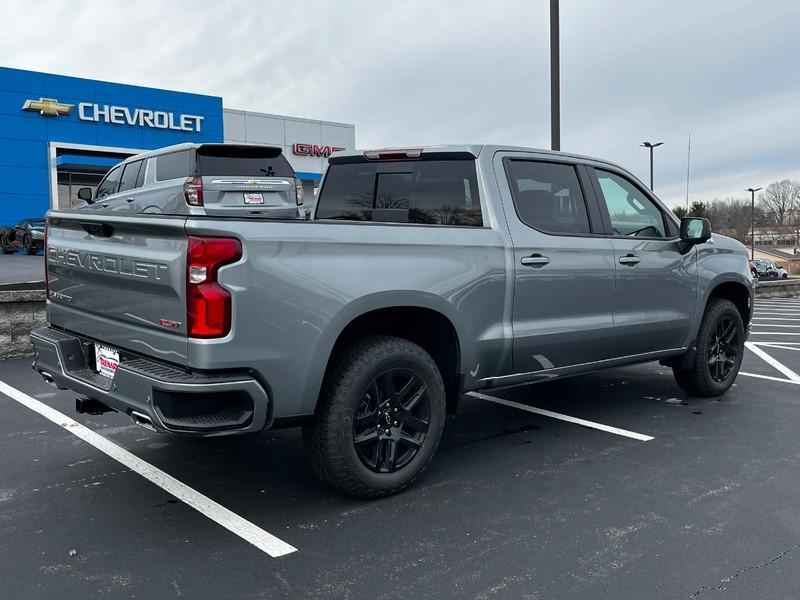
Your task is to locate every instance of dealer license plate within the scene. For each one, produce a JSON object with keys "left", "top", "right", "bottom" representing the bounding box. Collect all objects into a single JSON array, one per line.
[
  {"left": 95, "top": 344, "right": 120, "bottom": 379},
  {"left": 243, "top": 192, "right": 264, "bottom": 205}
]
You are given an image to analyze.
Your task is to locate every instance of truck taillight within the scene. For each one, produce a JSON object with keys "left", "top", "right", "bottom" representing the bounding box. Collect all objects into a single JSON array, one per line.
[
  {"left": 184, "top": 176, "right": 204, "bottom": 206},
  {"left": 186, "top": 236, "right": 241, "bottom": 338},
  {"left": 295, "top": 177, "right": 304, "bottom": 206}
]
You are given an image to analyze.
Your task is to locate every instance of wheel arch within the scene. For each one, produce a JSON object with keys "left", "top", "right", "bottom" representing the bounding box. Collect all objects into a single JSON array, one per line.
[
  {"left": 706, "top": 279, "right": 753, "bottom": 328},
  {"left": 306, "top": 293, "right": 466, "bottom": 416}
]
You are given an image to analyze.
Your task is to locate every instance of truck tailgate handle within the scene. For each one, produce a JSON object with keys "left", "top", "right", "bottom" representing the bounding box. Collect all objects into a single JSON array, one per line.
[
  {"left": 619, "top": 253, "right": 641, "bottom": 266},
  {"left": 521, "top": 254, "right": 550, "bottom": 267},
  {"left": 81, "top": 222, "right": 114, "bottom": 237}
]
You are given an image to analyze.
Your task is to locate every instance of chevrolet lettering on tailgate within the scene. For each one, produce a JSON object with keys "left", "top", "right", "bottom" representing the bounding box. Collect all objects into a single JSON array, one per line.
[{"left": 48, "top": 247, "right": 167, "bottom": 281}]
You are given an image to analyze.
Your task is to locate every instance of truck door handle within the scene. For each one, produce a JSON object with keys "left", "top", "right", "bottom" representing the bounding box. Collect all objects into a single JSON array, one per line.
[
  {"left": 126, "top": 197, "right": 135, "bottom": 203},
  {"left": 521, "top": 254, "right": 550, "bottom": 267},
  {"left": 619, "top": 254, "right": 640, "bottom": 266}
]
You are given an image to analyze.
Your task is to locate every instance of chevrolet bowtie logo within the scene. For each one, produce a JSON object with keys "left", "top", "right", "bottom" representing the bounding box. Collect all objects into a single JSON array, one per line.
[{"left": 21, "top": 97, "right": 74, "bottom": 117}]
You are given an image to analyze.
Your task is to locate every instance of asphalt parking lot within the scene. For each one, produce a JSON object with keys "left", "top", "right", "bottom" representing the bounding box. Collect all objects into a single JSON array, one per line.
[{"left": 2, "top": 298, "right": 800, "bottom": 599}]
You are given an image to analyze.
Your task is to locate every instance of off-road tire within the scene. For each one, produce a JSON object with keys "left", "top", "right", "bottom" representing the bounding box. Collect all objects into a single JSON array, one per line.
[
  {"left": 673, "top": 298, "right": 745, "bottom": 397},
  {"left": 303, "top": 335, "right": 445, "bottom": 498}
]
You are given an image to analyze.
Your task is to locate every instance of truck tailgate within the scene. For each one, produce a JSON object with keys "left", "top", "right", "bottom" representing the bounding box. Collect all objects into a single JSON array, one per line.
[{"left": 46, "top": 212, "right": 189, "bottom": 365}]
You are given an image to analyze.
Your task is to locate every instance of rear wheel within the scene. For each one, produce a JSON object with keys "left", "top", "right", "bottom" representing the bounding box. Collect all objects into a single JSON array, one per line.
[
  {"left": 673, "top": 298, "right": 744, "bottom": 397},
  {"left": 303, "top": 335, "right": 445, "bottom": 498},
  {"left": 23, "top": 234, "right": 35, "bottom": 255}
]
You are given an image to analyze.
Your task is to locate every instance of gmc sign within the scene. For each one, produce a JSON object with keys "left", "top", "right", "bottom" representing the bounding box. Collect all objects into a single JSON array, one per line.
[{"left": 292, "top": 143, "right": 346, "bottom": 158}]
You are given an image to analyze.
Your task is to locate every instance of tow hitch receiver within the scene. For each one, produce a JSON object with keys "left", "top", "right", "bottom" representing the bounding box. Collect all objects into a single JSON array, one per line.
[{"left": 75, "top": 397, "right": 115, "bottom": 415}]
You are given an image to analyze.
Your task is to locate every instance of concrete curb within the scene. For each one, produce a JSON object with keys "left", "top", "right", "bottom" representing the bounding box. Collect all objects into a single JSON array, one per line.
[
  {"left": 755, "top": 279, "right": 800, "bottom": 298},
  {"left": 0, "top": 290, "right": 47, "bottom": 360}
]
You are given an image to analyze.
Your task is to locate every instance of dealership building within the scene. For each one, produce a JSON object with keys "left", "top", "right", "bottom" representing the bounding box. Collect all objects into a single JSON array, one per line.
[{"left": 0, "top": 66, "right": 355, "bottom": 226}]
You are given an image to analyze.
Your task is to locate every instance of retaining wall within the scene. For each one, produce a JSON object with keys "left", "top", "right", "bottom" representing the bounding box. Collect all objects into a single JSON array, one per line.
[{"left": 0, "top": 281, "right": 797, "bottom": 360}]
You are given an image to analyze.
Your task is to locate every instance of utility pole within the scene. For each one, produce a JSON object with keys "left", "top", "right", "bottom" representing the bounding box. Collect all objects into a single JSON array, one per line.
[
  {"left": 746, "top": 187, "right": 762, "bottom": 261},
  {"left": 640, "top": 141, "right": 663, "bottom": 191},
  {"left": 685, "top": 132, "right": 691, "bottom": 210},
  {"left": 550, "top": 0, "right": 560, "bottom": 151}
]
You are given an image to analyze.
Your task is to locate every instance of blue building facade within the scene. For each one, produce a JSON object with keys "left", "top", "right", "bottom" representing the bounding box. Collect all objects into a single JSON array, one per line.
[{"left": 0, "top": 66, "right": 224, "bottom": 226}]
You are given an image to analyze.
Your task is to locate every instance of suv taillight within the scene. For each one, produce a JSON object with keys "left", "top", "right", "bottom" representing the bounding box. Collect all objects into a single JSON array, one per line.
[
  {"left": 184, "top": 176, "right": 204, "bottom": 206},
  {"left": 295, "top": 177, "right": 304, "bottom": 206},
  {"left": 186, "top": 236, "right": 242, "bottom": 338}
]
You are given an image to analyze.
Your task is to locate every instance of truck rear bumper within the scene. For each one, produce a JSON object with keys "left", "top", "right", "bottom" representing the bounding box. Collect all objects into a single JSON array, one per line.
[{"left": 30, "top": 327, "right": 270, "bottom": 436}]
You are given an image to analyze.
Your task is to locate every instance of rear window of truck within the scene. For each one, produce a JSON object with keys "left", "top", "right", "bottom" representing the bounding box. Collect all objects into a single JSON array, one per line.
[
  {"left": 196, "top": 146, "right": 294, "bottom": 177},
  {"left": 316, "top": 160, "right": 482, "bottom": 226}
]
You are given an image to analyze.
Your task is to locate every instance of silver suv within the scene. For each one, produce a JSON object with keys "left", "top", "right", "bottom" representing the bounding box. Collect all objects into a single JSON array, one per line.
[{"left": 77, "top": 143, "right": 305, "bottom": 218}]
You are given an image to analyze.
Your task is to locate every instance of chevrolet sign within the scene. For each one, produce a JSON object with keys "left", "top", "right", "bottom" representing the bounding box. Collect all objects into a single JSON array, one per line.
[
  {"left": 21, "top": 97, "right": 204, "bottom": 132},
  {"left": 21, "top": 97, "right": 74, "bottom": 117},
  {"left": 78, "top": 103, "right": 204, "bottom": 132}
]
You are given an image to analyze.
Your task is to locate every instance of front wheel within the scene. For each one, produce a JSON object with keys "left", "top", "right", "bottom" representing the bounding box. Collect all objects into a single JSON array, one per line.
[
  {"left": 673, "top": 298, "right": 745, "bottom": 397},
  {"left": 303, "top": 335, "right": 445, "bottom": 498}
]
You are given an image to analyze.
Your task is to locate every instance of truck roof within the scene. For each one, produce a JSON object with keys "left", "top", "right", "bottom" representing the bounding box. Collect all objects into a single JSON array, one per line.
[{"left": 329, "top": 144, "right": 626, "bottom": 171}]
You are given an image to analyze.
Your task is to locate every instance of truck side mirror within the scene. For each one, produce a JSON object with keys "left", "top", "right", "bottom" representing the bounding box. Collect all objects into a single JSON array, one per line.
[
  {"left": 679, "top": 217, "right": 711, "bottom": 252},
  {"left": 77, "top": 187, "right": 94, "bottom": 203}
]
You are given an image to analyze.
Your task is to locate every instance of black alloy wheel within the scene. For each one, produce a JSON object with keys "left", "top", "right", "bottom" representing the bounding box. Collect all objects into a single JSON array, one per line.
[
  {"left": 707, "top": 316, "right": 739, "bottom": 382},
  {"left": 353, "top": 368, "right": 430, "bottom": 473}
]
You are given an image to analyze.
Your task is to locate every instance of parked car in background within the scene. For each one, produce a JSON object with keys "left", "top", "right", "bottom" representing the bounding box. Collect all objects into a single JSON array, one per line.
[
  {"left": 749, "top": 260, "right": 758, "bottom": 278},
  {"left": 752, "top": 259, "right": 784, "bottom": 280},
  {"left": 32, "top": 144, "right": 754, "bottom": 498},
  {"left": 74, "top": 142, "right": 305, "bottom": 219},
  {"left": 0, "top": 218, "right": 45, "bottom": 254}
]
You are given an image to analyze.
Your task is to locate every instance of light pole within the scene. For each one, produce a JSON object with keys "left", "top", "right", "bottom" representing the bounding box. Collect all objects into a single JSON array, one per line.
[
  {"left": 640, "top": 142, "right": 663, "bottom": 191},
  {"left": 550, "top": 0, "right": 560, "bottom": 151},
  {"left": 746, "top": 187, "right": 762, "bottom": 261}
]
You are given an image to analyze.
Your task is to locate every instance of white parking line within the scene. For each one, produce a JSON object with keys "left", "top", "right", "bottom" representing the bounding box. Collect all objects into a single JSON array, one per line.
[
  {"left": 750, "top": 332, "right": 800, "bottom": 335},
  {"left": 758, "top": 343, "right": 800, "bottom": 352},
  {"left": 750, "top": 324, "right": 800, "bottom": 328},
  {"left": 466, "top": 391, "right": 654, "bottom": 442},
  {"left": 739, "top": 372, "right": 800, "bottom": 385},
  {"left": 745, "top": 342, "right": 800, "bottom": 382},
  {"left": 752, "top": 317, "right": 800, "bottom": 322},
  {"left": 0, "top": 380, "right": 297, "bottom": 558}
]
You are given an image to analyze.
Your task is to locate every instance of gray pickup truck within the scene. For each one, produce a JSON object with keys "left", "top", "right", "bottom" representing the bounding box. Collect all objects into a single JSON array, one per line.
[{"left": 31, "top": 144, "right": 754, "bottom": 497}]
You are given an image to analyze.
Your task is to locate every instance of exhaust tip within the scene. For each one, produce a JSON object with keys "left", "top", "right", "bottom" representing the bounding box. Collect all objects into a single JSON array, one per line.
[{"left": 131, "top": 410, "right": 156, "bottom": 432}]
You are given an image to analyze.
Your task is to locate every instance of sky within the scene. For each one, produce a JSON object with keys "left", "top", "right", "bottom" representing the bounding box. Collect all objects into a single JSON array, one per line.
[{"left": 1, "top": 0, "right": 798, "bottom": 209}]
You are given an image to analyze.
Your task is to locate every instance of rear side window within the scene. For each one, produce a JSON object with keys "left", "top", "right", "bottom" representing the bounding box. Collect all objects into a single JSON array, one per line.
[
  {"left": 316, "top": 160, "right": 483, "bottom": 226},
  {"left": 96, "top": 165, "right": 123, "bottom": 199},
  {"left": 196, "top": 146, "right": 294, "bottom": 177},
  {"left": 118, "top": 160, "right": 142, "bottom": 193},
  {"left": 156, "top": 150, "right": 192, "bottom": 181},
  {"left": 505, "top": 160, "right": 591, "bottom": 235}
]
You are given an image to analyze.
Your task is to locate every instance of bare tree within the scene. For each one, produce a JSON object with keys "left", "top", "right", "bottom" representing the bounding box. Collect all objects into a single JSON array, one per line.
[{"left": 759, "top": 180, "right": 800, "bottom": 225}]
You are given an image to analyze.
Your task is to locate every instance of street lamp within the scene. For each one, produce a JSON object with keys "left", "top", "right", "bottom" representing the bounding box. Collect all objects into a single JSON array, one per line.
[
  {"left": 550, "top": 0, "right": 560, "bottom": 151},
  {"left": 746, "top": 187, "right": 762, "bottom": 261},
  {"left": 640, "top": 141, "right": 663, "bottom": 191}
]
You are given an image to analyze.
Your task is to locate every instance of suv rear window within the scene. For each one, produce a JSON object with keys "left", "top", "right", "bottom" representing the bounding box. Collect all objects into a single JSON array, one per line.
[
  {"left": 196, "top": 146, "right": 294, "bottom": 177},
  {"left": 156, "top": 150, "right": 192, "bottom": 181},
  {"left": 316, "top": 160, "right": 482, "bottom": 226}
]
